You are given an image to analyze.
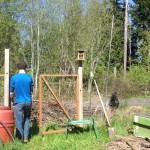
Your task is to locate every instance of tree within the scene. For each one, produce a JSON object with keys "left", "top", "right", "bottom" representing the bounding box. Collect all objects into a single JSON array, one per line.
[
  {"left": 79, "top": 0, "right": 114, "bottom": 100},
  {"left": 131, "top": 0, "right": 150, "bottom": 72},
  {"left": 0, "top": 0, "right": 22, "bottom": 71}
]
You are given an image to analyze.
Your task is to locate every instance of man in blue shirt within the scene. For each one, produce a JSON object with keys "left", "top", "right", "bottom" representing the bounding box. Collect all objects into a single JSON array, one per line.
[{"left": 10, "top": 61, "right": 34, "bottom": 143}]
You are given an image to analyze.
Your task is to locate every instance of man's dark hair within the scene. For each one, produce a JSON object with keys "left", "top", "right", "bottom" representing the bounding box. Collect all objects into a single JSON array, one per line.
[{"left": 17, "top": 61, "right": 28, "bottom": 70}]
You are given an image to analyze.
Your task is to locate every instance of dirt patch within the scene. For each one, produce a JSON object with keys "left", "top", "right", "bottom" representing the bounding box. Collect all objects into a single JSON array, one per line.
[{"left": 107, "top": 135, "right": 150, "bottom": 150}]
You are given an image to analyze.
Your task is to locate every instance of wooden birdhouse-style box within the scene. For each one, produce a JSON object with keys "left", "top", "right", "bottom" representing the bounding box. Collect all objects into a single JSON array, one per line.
[{"left": 77, "top": 50, "right": 85, "bottom": 60}]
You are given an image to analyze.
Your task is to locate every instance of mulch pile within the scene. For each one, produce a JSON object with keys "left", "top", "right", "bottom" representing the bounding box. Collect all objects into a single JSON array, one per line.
[{"left": 30, "top": 100, "right": 102, "bottom": 125}]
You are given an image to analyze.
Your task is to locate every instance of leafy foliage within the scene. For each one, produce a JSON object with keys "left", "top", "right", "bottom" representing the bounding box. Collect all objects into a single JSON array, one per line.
[
  {"left": 0, "top": 0, "right": 149, "bottom": 98},
  {"left": 0, "top": 0, "right": 22, "bottom": 71},
  {"left": 127, "top": 65, "right": 149, "bottom": 86}
]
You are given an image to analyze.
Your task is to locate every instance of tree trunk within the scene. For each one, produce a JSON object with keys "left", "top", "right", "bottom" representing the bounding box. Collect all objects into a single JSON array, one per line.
[
  {"left": 35, "top": 5, "right": 40, "bottom": 95},
  {"left": 123, "top": 0, "right": 128, "bottom": 81},
  {"left": 105, "top": 14, "right": 114, "bottom": 96}
]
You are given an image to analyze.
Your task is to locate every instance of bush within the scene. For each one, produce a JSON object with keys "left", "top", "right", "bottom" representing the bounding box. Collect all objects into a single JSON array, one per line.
[
  {"left": 127, "top": 65, "right": 149, "bottom": 86},
  {"left": 103, "top": 65, "right": 150, "bottom": 98}
]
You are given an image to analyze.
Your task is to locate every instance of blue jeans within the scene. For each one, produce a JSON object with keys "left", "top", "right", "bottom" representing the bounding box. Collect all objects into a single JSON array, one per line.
[{"left": 14, "top": 102, "right": 32, "bottom": 140}]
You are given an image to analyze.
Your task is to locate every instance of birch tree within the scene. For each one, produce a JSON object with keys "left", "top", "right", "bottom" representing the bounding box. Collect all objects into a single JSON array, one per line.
[
  {"left": 0, "top": 0, "right": 21, "bottom": 70},
  {"left": 82, "top": 1, "right": 113, "bottom": 98}
]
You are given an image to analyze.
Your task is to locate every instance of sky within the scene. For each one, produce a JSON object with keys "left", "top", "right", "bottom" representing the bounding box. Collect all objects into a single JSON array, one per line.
[
  {"left": 128, "top": 0, "right": 134, "bottom": 5},
  {"left": 124, "top": 0, "right": 134, "bottom": 5}
]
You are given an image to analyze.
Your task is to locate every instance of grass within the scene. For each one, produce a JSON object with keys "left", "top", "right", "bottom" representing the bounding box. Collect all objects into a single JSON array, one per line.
[
  {"left": 145, "top": 106, "right": 150, "bottom": 110},
  {"left": 1, "top": 106, "right": 141, "bottom": 150},
  {"left": 111, "top": 114, "right": 133, "bottom": 136},
  {"left": 111, "top": 107, "right": 134, "bottom": 136},
  {"left": 0, "top": 125, "right": 110, "bottom": 150}
]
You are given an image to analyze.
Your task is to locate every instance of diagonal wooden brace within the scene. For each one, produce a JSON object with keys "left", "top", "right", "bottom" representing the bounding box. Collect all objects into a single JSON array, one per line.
[{"left": 42, "top": 76, "right": 72, "bottom": 121}]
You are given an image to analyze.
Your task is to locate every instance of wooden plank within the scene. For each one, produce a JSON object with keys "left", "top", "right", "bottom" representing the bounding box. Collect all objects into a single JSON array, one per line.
[
  {"left": 134, "top": 115, "right": 150, "bottom": 127},
  {"left": 40, "top": 74, "right": 78, "bottom": 77},
  {"left": 4, "top": 49, "right": 9, "bottom": 107},
  {"left": 134, "top": 125, "right": 150, "bottom": 133},
  {"left": 134, "top": 125, "right": 150, "bottom": 138},
  {"left": 94, "top": 80, "right": 111, "bottom": 127},
  {"left": 42, "top": 128, "right": 72, "bottom": 135},
  {"left": 42, "top": 129, "right": 66, "bottom": 134},
  {"left": 76, "top": 75, "right": 80, "bottom": 120},
  {"left": 134, "top": 114, "right": 150, "bottom": 138},
  {"left": 78, "top": 61, "right": 83, "bottom": 121},
  {"left": 39, "top": 76, "right": 43, "bottom": 134}
]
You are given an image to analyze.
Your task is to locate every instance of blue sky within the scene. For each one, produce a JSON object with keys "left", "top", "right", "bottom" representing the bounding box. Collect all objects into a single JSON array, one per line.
[
  {"left": 128, "top": 0, "right": 134, "bottom": 4},
  {"left": 120, "top": 0, "right": 134, "bottom": 4},
  {"left": 124, "top": 0, "right": 134, "bottom": 5}
]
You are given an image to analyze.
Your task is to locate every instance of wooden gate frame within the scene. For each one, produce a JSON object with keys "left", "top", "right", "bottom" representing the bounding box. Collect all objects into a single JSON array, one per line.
[{"left": 39, "top": 74, "right": 79, "bottom": 135}]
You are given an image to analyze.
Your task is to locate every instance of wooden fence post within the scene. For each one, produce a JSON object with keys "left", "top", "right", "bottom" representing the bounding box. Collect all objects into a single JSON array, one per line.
[{"left": 4, "top": 49, "right": 10, "bottom": 107}]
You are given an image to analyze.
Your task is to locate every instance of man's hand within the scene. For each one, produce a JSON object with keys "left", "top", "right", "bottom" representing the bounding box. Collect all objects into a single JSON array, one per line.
[
  {"left": 10, "top": 92, "right": 14, "bottom": 102},
  {"left": 10, "top": 92, "right": 14, "bottom": 99}
]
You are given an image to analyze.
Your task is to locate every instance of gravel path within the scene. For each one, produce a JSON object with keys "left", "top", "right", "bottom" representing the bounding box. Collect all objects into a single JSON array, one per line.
[
  {"left": 119, "top": 98, "right": 150, "bottom": 106},
  {"left": 84, "top": 96, "right": 150, "bottom": 108}
]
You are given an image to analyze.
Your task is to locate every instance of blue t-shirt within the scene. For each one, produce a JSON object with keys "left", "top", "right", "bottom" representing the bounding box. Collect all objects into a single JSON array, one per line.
[{"left": 10, "top": 73, "right": 34, "bottom": 104}]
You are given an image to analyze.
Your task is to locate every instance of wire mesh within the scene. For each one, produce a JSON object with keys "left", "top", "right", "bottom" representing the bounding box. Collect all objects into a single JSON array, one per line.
[
  {"left": 0, "top": 75, "right": 4, "bottom": 105},
  {"left": 37, "top": 75, "right": 77, "bottom": 128}
]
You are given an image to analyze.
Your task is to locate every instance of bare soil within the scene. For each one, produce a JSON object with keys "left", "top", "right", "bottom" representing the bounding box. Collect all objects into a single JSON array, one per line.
[{"left": 107, "top": 135, "right": 150, "bottom": 150}]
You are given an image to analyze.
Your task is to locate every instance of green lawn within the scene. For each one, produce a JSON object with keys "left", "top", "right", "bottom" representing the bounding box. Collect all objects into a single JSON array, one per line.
[
  {"left": 1, "top": 127, "right": 110, "bottom": 150},
  {"left": 0, "top": 107, "right": 138, "bottom": 150}
]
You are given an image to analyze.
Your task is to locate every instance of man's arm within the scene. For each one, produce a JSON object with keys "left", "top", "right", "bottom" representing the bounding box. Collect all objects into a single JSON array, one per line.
[
  {"left": 31, "top": 85, "right": 34, "bottom": 94},
  {"left": 30, "top": 77, "right": 34, "bottom": 95},
  {"left": 10, "top": 92, "right": 15, "bottom": 106}
]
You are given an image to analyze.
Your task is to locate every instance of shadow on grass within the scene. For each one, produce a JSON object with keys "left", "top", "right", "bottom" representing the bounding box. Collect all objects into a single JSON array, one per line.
[
  {"left": 70, "top": 125, "right": 91, "bottom": 134},
  {"left": 29, "top": 119, "right": 39, "bottom": 138}
]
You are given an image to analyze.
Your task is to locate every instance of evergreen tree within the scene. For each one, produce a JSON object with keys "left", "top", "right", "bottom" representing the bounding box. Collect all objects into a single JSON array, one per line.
[
  {"left": 132, "top": 0, "right": 150, "bottom": 71},
  {"left": 110, "top": 0, "right": 125, "bottom": 71}
]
